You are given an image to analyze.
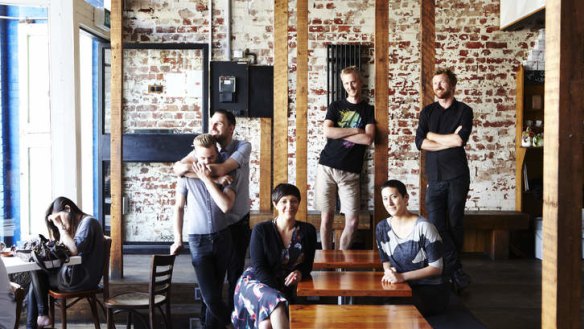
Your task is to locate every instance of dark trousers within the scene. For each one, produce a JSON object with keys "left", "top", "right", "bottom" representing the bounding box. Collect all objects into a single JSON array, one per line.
[
  {"left": 201, "top": 214, "right": 251, "bottom": 323},
  {"left": 189, "top": 228, "right": 233, "bottom": 329},
  {"left": 425, "top": 175, "right": 470, "bottom": 275},
  {"left": 411, "top": 283, "right": 450, "bottom": 316},
  {"left": 382, "top": 283, "right": 449, "bottom": 317},
  {"left": 27, "top": 270, "right": 58, "bottom": 329},
  {"left": 226, "top": 214, "right": 251, "bottom": 310}
]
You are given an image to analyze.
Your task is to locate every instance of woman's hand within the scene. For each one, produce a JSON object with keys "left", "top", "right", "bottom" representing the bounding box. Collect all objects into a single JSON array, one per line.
[
  {"left": 284, "top": 270, "right": 302, "bottom": 286},
  {"left": 381, "top": 267, "right": 405, "bottom": 284},
  {"left": 48, "top": 212, "right": 70, "bottom": 232},
  {"left": 48, "top": 211, "right": 78, "bottom": 255}
]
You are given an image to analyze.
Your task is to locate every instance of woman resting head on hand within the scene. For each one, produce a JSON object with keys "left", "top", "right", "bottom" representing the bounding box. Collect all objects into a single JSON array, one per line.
[
  {"left": 375, "top": 179, "right": 450, "bottom": 316},
  {"left": 28, "top": 197, "right": 105, "bottom": 329}
]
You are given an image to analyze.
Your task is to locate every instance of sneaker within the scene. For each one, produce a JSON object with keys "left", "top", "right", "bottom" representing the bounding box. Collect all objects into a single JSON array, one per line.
[{"left": 450, "top": 268, "right": 471, "bottom": 294}]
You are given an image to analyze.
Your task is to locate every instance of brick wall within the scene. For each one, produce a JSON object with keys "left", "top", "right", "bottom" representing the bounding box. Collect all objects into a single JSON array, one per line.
[
  {"left": 123, "top": 48, "right": 206, "bottom": 132},
  {"left": 434, "top": 0, "right": 536, "bottom": 209},
  {"left": 121, "top": 0, "right": 537, "bottom": 242}
]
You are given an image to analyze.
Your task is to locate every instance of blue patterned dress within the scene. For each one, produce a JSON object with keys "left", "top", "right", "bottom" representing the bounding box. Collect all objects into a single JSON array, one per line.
[{"left": 231, "top": 222, "right": 307, "bottom": 328}]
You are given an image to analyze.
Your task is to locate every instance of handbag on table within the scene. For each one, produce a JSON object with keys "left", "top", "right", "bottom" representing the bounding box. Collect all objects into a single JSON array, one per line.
[{"left": 23, "top": 234, "right": 72, "bottom": 273}]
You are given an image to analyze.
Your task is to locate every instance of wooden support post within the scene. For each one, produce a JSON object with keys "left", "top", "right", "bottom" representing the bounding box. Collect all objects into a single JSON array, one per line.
[
  {"left": 514, "top": 66, "right": 526, "bottom": 211},
  {"left": 109, "top": 0, "right": 123, "bottom": 279},
  {"left": 273, "top": 0, "right": 288, "bottom": 186},
  {"left": 373, "top": 0, "right": 389, "bottom": 246},
  {"left": 419, "top": 0, "right": 435, "bottom": 218},
  {"left": 259, "top": 118, "right": 273, "bottom": 213},
  {"left": 296, "top": 0, "right": 308, "bottom": 220},
  {"left": 542, "top": 0, "right": 583, "bottom": 327}
]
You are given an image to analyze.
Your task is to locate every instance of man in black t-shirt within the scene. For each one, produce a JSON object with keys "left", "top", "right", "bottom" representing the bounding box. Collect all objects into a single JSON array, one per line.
[
  {"left": 316, "top": 66, "right": 375, "bottom": 250},
  {"left": 415, "top": 68, "right": 473, "bottom": 293}
]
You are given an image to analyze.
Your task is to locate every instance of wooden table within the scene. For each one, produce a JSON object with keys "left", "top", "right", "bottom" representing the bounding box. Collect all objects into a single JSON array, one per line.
[
  {"left": 313, "top": 250, "right": 382, "bottom": 270},
  {"left": 298, "top": 271, "right": 411, "bottom": 298},
  {"left": 2, "top": 255, "right": 82, "bottom": 274},
  {"left": 289, "top": 304, "right": 431, "bottom": 329}
]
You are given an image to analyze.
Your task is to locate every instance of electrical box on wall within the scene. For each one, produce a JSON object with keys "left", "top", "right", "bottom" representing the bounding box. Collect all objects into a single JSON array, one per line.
[
  {"left": 210, "top": 61, "right": 273, "bottom": 118},
  {"left": 218, "top": 75, "right": 236, "bottom": 102}
]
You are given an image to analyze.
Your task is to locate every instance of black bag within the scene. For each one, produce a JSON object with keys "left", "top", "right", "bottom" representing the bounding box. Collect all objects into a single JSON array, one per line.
[{"left": 29, "top": 234, "right": 71, "bottom": 273}]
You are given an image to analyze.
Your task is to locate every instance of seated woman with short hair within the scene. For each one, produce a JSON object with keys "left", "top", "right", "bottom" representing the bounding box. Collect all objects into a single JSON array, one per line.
[
  {"left": 232, "top": 184, "right": 317, "bottom": 329},
  {"left": 376, "top": 179, "right": 449, "bottom": 316},
  {"left": 27, "top": 197, "right": 105, "bottom": 329}
]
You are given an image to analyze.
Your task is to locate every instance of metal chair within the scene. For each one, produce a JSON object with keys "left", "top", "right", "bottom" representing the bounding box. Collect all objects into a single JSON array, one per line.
[
  {"left": 105, "top": 254, "right": 176, "bottom": 329},
  {"left": 10, "top": 282, "right": 25, "bottom": 329},
  {"left": 48, "top": 236, "right": 112, "bottom": 329}
]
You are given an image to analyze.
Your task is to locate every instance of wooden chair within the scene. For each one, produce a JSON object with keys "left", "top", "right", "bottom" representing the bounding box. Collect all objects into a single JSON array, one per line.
[
  {"left": 48, "top": 236, "right": 112, "bottom": 329},
  {"left": 105, "top": 254, "right": 176, "bottom": 329},
  {"left": 10, "top": 282, "right": 25, "bottom": 329}
]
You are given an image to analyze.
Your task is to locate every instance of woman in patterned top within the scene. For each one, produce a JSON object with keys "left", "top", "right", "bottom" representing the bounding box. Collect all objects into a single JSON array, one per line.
[
  {"left": 232, "top": 184, "right": 317, "bottom": 329},
  {"left": 376, "top": 179, "right": 449, "bottom": 316}
]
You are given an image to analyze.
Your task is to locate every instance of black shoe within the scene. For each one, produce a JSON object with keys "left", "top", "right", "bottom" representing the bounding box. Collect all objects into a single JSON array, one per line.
[{"left": 450, "top": 268, "right": 471, "bottom": 294}]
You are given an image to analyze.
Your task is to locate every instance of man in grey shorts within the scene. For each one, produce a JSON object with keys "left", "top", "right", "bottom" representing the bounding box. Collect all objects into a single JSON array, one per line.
[{"left": 316, "top": 66, "right": 375, "bottom": 250}]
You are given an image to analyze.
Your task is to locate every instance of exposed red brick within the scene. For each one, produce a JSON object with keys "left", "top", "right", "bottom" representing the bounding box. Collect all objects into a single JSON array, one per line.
[
  {"left": 465, "top": 41, "right": 484, "bottom": 49},
  {"left": 486, "top": 41, "right": 507, "bottom": 48}
]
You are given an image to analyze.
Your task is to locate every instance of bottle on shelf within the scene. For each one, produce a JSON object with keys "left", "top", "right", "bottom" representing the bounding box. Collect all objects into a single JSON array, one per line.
[
  {"left": 533, "top": 133, "right": 544, "bottom": 147},
  {"left": 521, "top": 121, "right": 533, "bottom": 147}
]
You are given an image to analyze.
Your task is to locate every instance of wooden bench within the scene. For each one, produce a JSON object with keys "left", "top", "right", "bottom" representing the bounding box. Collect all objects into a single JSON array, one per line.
[
  {"left": 313, "top": 249, "right": 382, "bottom": 270},
  {"left": 289, "top": 304, "right": 432, "bottom": 329},
  {"left": 297, "top": 271, "right": 411, "bottom": 298},
  {"left": 463, "top": 211, "right": 529, "bottom": 260}
]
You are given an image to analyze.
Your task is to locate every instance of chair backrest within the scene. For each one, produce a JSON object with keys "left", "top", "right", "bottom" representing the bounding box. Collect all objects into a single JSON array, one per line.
[
  {"left": 10, "top": 282, "right": 25, "bottom": 329},
  {"left": 102, "top": 236, "right": 112, "bottom": 300},
  {"left": 148, "top": 254, "right": 176, "bottom": 305}
]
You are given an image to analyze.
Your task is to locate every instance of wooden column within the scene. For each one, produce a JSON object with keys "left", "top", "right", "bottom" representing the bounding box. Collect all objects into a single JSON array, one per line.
[
  {"left": 542, "top": 0, "right": 583, "bottom": 328},
  {"left": 296, "top": 0, "right": 308, "bottom": 220},
  {"left": 419, "top": 0, "right": 435, "bottom": 217},
  {"left": 514, "top": 66, "right": 525, "bottom": 211},
  {"left": 259, "top": 118, "right": 273, "bottom": 213},
  {"left": 273, "top": 0, "right": 289, "bottom": 186},
  {"left": 109, "top": 0, "right": 123, "bottom": 279},
  {"left": 374, "top": 0, "right": 389, "bottom": 240}
]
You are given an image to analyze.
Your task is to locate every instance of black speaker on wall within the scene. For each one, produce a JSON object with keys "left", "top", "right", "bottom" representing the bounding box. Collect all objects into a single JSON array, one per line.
[
  {"left": 210, "top": 61, "right": 273, "bottom": 118},
  {"left": 248, "top": 65, "right": 273, "bottom": 118}
]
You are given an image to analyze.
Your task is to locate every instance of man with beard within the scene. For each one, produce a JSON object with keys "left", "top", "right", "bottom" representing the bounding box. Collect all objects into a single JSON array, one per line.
[
  {"left": 173, "top": 109, "right": 251, "bottom": 323},
  {"left": 316, "top": 66, "right": 375, "bottom": 250},
  {"left": 415, "top": 68, "right": 473, "bottom": 293}
]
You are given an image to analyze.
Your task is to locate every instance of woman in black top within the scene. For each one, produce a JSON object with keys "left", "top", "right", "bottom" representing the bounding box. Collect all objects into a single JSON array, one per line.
[
  {"left": 27, "top": 197, "right": 105, "bottom": 329},
  {"left": 232, "top": 184, "right": 317, "bottom": 329}
]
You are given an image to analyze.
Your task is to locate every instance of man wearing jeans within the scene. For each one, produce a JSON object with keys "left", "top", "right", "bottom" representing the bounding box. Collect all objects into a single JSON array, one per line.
[
  {"left": 174, "top": 109, "right": 251, "bottom": 318},
  {"left": 171, "top": 134, "right": 238, "bottom": 329},
  {"left": 415, "top": 68, "right": 473, "bottom": 293}
]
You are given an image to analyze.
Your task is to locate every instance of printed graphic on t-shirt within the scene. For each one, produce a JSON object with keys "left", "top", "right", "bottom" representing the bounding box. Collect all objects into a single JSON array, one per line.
[{"left": 338, "top": 109, "right": 362, "bottom": 148}]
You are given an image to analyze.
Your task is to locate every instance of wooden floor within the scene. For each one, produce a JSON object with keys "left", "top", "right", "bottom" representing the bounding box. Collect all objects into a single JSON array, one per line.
[{"left": 27, "top": 253, "right": 584, "bottom": 329}]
